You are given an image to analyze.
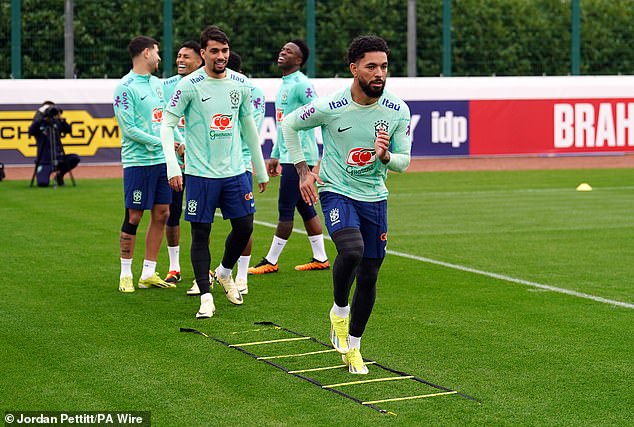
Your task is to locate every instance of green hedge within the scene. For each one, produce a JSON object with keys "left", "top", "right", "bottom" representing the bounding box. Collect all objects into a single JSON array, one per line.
[{"left": 1, "top": 0, "right": 634, "bottom": 79}]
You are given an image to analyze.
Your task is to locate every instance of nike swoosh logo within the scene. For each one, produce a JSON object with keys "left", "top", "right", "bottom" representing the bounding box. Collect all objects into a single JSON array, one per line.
[
  {"left": 140, "top": 95, "right": 148, "bottom": 101},
  {"left": 338, "top": 126, "right": 352, "bottom": 132},
  {"left": 201, "top": 97, "right": 212, "bottom": 102},
  {"left": 250, "top": 203, "right": 255, "bottom": 207}
]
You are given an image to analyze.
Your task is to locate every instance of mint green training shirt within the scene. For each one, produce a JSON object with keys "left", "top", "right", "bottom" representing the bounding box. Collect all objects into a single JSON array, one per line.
[
  {"left": 284, "top": 86, "right": 411, "bottom": 202},
  {"left": 240, "top": 81, "right": 266, "bottom": 172},
  {"left": 165, "top": 67, "right": 254, "bottom": 179},
  {"left": 113, "top": 70, "right": 166, "bottom": 168},
  {"left": 272, "top": 70, "right": 318, "bottom": 165},
  {"left": 163, "top": 74, "right": 185, "bottom": 167}
]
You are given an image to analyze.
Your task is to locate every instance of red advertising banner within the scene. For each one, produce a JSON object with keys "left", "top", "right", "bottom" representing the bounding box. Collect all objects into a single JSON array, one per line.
[{"left": 470, "top": 99, "right": 634, "bottom": 155}]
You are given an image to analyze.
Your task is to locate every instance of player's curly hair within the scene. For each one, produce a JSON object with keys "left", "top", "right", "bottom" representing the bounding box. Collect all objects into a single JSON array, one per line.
[
  {"left": 200, "top": 25, "right": 230, "bottom": 49},
  {"left": 347, "top": 36, "right": 389, "bottom": 64},
  {"left": 289, "top": 39, "right": 310, "bottom": 66}
]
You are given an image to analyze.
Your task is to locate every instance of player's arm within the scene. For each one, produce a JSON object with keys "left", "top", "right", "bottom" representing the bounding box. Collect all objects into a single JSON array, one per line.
[
  {"left": 113, "top": 86, "right": 162, "bottom": 148},
  {"left": 240, "top": 86, "right": 269, "bottom": 191},
  {"left": 376, "top": 107, "right": 412, "bottom": 172},
  {"left": 160, "top": 111, "right": 183, "bottom": 190},
  {"left": 242, "top": 115, "right": 269, "bottom": 192}
]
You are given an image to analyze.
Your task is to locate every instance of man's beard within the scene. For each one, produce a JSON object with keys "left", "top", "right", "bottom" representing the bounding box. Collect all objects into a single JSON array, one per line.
[
  {"left": 359, "top": 77, "right": 385, "bottom": 99},
  {"left": 213, "top": 63, "right": 226, "bottom": 74}
]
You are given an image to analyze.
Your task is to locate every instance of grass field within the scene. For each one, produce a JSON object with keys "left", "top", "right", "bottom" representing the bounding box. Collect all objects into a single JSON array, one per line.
[{"left": 1, "top": 168, "right": 633, "bottom": 426}]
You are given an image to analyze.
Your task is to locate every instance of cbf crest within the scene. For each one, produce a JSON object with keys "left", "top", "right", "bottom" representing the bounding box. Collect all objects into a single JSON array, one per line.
[
  {"left": 329, "top": 207, "right": 340, "bottom": 226},
  {"left": 229, "top": 90, "right": 240, "bottom": 109},
  {"left": 374, "top": 120, "right": 389, "bottom": 136},
  {"left": 187, "top": 199, "right": 198, "bottom": 216},
  {"left": 132, "top": 189, "right": 142, "bottom": 204}
]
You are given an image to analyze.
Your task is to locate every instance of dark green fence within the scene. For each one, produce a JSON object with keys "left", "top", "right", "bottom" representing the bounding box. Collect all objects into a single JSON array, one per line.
[{"left": 2, "top": 0, "right": 634, "bottom": 79}]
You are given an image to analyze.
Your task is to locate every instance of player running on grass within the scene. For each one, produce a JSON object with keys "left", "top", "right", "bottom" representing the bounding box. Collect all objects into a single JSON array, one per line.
[
  {"left": 162, "top": 41, "right": 204, "bottom": 285},
  {"left": 114, "top": 36, "right": 174, "bottom": 293},
  {"left": 161, "top": 26, "right": 268, "bottom": 319},
  {"left": 282, "top": 36, "right": 411, "bottom": 374},
  {"left": 248, "top": 40, "right": 329, "bottom": 275}
]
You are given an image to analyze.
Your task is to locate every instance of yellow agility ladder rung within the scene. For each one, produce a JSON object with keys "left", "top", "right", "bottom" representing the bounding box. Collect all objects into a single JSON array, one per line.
[
  {"left": 363, "top": 390, "right": 458, "bottom": 405},
  {"left": 323, "top": 375, "right": 414, "bottom": 389},
  {"left": 288, "top": 361, "right": 377, "bottom": 374},
  {"left": 258, "top": 349, "right": 336, "bottom": 360},
  {"left": 229, "top": 336, "right": 311, "bottom": 347}
]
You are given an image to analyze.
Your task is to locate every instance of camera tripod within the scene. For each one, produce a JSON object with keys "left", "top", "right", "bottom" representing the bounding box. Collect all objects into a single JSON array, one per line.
[{"left": 30, "top": 121, "right": 76, "bottom": 188}]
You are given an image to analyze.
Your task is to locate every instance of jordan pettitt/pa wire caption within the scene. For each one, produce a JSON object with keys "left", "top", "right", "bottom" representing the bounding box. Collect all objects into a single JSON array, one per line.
[{"left": 3, "top": 411, "right": 150, "bottom": 426}]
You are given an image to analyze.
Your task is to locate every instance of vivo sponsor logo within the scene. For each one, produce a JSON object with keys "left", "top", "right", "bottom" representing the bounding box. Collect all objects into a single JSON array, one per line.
[
  {"left": 170, "top": 90, "right": 181, "bottom": 107},
  {"left": 299, "top": 104, "right": 316, "bottom": 121},
  {"left": 381, "top": 98, "right": 401, "bottom": 111},
  {"left": 328, "top": 98, "right": 349, "bottom": 110},
  {"left": 554, "top": 103, "right": 634, "bottom": 148},
  {"left": 431, "top": 111, "right": 467, "bottom": 148}
]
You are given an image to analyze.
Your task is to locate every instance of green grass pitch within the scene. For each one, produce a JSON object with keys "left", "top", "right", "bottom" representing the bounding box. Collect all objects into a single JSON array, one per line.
[{"left": 1, "top": 168, "right": 633, "bottom": 426}]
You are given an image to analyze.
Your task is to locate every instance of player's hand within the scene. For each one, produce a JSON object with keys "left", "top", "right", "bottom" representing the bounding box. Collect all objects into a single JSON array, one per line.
[
  {"left": 374, "top": 129, "right": 390, "bottom": 163},
  {"left": 267, "top": 158, "right": 280, "bottom": 177},
  {"left": 296, "top": 162, "right": 323, "bottom": 206},
  {"left": 258, "top": 181, "right": 268, "bottom": 193},
  {"left": 175, "top": 142, "right": 185, "bottom": 157},
  {"left": 169, "top": 175, "right": 183, "bottom": 192}
]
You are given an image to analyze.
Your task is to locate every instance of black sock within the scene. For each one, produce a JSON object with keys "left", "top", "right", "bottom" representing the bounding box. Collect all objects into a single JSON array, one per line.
[
  {"left": 190, "top": 222, "right": 212, "bottom": 294},
  {"left": 349, "top": 257, "right": 383, "bottom": 337},
  {"left": 331, "top": 228, "right": 364, "bottom": 308},
  {"left": 221, "top": 214, "right": 254, "bottom": 269}
]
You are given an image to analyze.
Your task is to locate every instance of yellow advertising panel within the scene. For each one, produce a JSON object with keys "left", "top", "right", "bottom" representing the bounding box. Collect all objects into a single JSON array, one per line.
[{"left": 0, "top": 109, "right": 120, "bottom": 157}]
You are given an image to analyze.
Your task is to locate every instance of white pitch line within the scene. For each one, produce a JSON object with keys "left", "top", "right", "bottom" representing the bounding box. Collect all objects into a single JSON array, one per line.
[{"left": 251, "top": 218, "right": 634, "bottom": 310}]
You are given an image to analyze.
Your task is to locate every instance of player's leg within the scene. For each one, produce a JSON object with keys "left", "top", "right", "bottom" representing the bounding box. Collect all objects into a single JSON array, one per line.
[
  {"left": 184, "top": 175, "right": 220, "bottom": 317},
  {"left": 213, "top": 173, "right": 254, "bottom": 305},
  {"left": 343, "top": 199, "right": 388, "bottom": 374},
  {"left": 119, "top": 166, "right": 146, "bottom": 292},
  {"left": 249, "top": 164, "right": 296, "bottom": 274},
  {"left": 119, "top": 207, "right": 142, "bottom": 292},
  {"left": 164, "top": 176, "right": 185, "bottom": 284},
  {"left": 321, "top": 191, "right": 363, "bottom": 355},
  {"left": 235, "top": 171, "right": 253, "bottom": 294},
  {"left": 295, "top": 206, "right": 329, "bottom": 271},
  {"left": 138, "top": 164, "right": 172, "bottom": 288}
]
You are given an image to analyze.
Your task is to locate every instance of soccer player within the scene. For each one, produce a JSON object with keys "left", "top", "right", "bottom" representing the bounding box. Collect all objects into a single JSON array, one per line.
[
  {"left": 248, "top": 40, "right": 329, "bottom": 275},
  {"left": 282, "top": 36, "right": 411, "bottom": 374},
  {"left": 186, "top": 51, "right": 266, "bottom": 297},
  {"left": 221, "top": 51, "right": 266, "bottom": 295},
  {"left": 161, "top": 41, "right": 204, "bottom": 285},
  {"left": 113, "top": 35, "right": 174, "bottom": 293},
  {"left": 160, "top": 26, "right": 269, "bottom": 318}
]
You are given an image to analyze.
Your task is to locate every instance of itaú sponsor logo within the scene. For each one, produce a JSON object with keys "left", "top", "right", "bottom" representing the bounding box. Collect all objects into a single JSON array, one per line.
[
  {"left": 431, "top": 111, "right": 467, "bottom": 148},
  {"left": 151, "top": 108, "right": 163, "bottom": 123},
  {"left": 209, "top": 114, "right": 233, "bottom": 131},
  {"left": 554, "top": 103, "right": 634, "bottom": 148},
  {"left": 346, "top": 147, "right": 376, "bottom": 166}
]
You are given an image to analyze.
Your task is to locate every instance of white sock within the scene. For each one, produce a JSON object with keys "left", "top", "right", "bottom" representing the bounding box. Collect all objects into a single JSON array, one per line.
[
  {"left": 140, "top": 259, "right": 157, "bottom": 280},
  {"left": 331, "top": 303, "right": 350, "bottom": 318},
  {"left": 167, "top": 245, "right": 180, "bottom": 272},
  {"left": 349, "top": 335, "right": 361, "bottom": 349},
  {"left": 308, "top": 234, "right": 328, "bottom": 262},
  {"left": 236, "top": 255, "right": 251, "bottom": 282},
  {"left": 216, "top": 264, "right": 232, "bottom": 279},
  {"left": 265, "top": 235, "right": 287, "bottom": 264},
  {"left": 120, "top": 258, "right": 133, "bottom": 279}
]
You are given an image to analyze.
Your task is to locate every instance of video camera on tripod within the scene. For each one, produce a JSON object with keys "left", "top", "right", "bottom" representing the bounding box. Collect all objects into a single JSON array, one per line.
[{"left": 29, "top": 102, "right": 78, "bottom": 187}]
